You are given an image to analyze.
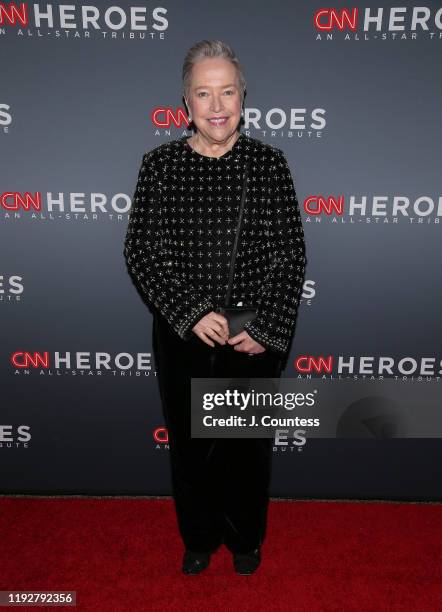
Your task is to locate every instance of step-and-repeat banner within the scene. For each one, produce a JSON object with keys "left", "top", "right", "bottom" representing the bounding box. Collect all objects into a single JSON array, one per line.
[{"left": 2, "top": 2, "right": 441, "bottom": 499}]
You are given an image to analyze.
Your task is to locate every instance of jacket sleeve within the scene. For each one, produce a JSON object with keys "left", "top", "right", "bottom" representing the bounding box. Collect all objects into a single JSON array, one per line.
[
  {"left": 243, "top": 147, "right": 307, "bottom": 356},
  {"left": 123, "top": 151, "right": 214, "bottom": 340}
]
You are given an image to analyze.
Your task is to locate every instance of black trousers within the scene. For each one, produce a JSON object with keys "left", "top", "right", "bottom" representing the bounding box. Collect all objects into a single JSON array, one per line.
[{"left": 152, "top": 311, "right": 283, "bottom": 554}]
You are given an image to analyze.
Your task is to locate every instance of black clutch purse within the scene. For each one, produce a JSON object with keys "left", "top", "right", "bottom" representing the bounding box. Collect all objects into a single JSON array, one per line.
[
  {"left": 215, "top": 158, "right": 258, "bottom": 336},
  {"left": 215, "top": 304, "right": 258, "bottom": 337}
]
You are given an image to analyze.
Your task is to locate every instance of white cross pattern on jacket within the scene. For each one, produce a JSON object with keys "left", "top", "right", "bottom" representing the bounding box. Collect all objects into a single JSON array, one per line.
[{"left": 123, "top": 133, "right": 307, "bottom": 357}]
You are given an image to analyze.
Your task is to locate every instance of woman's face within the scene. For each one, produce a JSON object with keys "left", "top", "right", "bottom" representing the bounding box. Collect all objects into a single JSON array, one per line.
[{"left": 185, "top": 57, "right": 242, "bottom": 142}]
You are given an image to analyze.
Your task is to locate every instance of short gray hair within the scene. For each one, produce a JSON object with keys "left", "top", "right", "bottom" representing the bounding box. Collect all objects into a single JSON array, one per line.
[{"left": 182, "top": 39, "right": 246, "bottom": 106}]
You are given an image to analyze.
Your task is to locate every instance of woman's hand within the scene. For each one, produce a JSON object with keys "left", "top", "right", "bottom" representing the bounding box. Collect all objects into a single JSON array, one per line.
[
  {"left": 227, "top": 331, "right": 266, "bottom": 355},
  {"left": 192, "top": 311, "right": 229, "bottom": 347}
]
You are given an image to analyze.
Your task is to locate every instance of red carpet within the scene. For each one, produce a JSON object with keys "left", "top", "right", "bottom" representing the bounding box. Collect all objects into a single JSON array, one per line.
[{"left": 1, "top": 496, "right": 441, "bottom": 611}]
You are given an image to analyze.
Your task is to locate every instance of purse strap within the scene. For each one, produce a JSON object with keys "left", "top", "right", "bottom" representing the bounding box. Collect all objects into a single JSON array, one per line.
[{"left": 223, "top": 159, "right": 251, "bottom": 308}]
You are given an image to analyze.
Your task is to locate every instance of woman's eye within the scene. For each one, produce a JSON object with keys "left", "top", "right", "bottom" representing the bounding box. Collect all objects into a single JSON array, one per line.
[{"left": 196, "top": 90, "right": 235, "bottom": 97}]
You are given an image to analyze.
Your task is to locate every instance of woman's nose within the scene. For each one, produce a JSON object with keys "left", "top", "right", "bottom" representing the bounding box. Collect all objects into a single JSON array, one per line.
[{"left": 210, "top": 97, "right": 223, "bottom": 112}]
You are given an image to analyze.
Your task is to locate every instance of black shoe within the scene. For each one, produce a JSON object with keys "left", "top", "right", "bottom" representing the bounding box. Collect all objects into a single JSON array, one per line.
[
  {"left": 182, "top": 549, "right": 211, "bottom": 575},
  {"left": 233, "top": 547, "right": 261, "bottom": 575}
]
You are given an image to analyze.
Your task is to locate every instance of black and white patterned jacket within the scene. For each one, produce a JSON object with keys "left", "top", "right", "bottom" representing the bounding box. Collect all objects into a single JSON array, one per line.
[{"left": 123, "top": 132, "right": 307, "bottom": 357}]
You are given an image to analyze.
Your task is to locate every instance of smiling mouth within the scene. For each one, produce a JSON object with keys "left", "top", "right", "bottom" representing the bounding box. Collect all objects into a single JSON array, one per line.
[{"left": 208, "top": 117, "right": 228, "bottom": 125}]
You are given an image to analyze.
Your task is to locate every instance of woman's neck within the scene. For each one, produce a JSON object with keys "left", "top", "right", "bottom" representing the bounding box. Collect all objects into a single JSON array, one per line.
[{"left": 188, "top": 131, "right": 239, "bottom": 157}]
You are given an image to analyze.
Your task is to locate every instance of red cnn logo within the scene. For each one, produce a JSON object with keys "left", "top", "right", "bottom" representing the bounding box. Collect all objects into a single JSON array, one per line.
[
  {"left": 295, "top": 356, "right": 333, "bottom": 374},
  {"left": 1, "top": 192, "right": 42, "bottom": 211},
  {"left": 153, "top": 427, "right": 169, "bottom": 443},
  {"left": 0, "top": 3, "right": 28, "bottom": 26},
  {"left": 304, "top": 195, "right": 344, "bottom": 216},
  {"left": 314, "top": 8, "right": 358, "bottom": 31},
  {"left": 152, "top": 107, "right": 189, "bottom": 129},
  {"left": 12, "top": 351, "right": 50, "bottom": 368}
]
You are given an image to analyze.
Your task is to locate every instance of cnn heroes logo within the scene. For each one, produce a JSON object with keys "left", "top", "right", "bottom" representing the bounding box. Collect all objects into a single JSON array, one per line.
[
  {"left": 1, "top": 191, "right": 133, "bottom": 220},
  {"left": 304, "top": 195, "right": 442, "bottom": 223},
  {"left": 314, "top": 6, "right": 442, "bottom": 40},
  {"left": 153, "top": 106, "right": 327, "bottom": 137},
  {"left": 12, "top": 351, "right": 155, "bottom": 376},
  {"left": 0, "top": 275, "right": 23, "bottom": 301},
  {"left": 0, "top": 103, "right": 12, "bottom": 133},
  {"left": 152, "top": 425, "right": 308, "bottom": 452},
  {"left": 294, "top": 355, "right": 442, "bottom": 379},
  {"left": 1, "top": 3, "right": 168, "bottom": 38},
  {"left": 0, "top": 425, "right": 31, "bottom": 448}
]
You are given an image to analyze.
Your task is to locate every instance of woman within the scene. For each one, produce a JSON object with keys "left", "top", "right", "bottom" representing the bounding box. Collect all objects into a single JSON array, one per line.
[{"left": 123, "top": 40, "right": 307, "bottom": 575}]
